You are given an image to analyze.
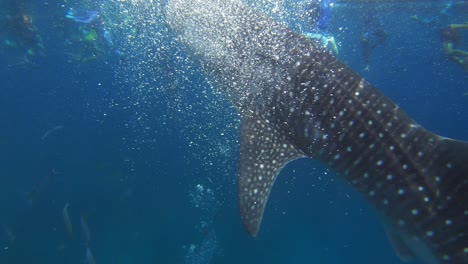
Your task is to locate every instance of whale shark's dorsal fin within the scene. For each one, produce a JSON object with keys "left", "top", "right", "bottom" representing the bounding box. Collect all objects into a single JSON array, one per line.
[{"left": 238, "top": 111, "right": 305, "bottom": 237}]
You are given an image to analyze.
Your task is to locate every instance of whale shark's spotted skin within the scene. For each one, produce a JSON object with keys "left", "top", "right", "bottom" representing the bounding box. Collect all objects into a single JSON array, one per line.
[{"left": 167, "top": 1, "right": 468, "bottom": 263}]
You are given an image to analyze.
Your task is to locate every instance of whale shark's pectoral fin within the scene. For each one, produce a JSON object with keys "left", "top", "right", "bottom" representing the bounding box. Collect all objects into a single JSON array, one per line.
[{"left": 238, "top": 112, "right": 305, "bottom": 237}]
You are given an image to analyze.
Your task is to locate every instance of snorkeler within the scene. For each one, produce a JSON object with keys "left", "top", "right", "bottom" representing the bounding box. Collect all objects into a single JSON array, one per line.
[
  {"left": 303, "top": 0, "right": 339, "bottom": 55},
  {"left": 440, "top": 23, "right": 468, "bottom": 70},
  {"left": 360, "top": 14, "right": 387, "bottom": 71},
  {"left": 0, "top": 0, "right": 44, "bottom": 67},
  {"left": 64, "top": 7, "right": 120, "bottom": 63},
  {"left": 411, "top": 0, "right": 467, "bottom": 25}
]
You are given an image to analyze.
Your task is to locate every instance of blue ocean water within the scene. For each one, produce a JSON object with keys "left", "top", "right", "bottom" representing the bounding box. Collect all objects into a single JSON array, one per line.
[{"left": 0, "top": 0, "right": 467, "bottom": 263}]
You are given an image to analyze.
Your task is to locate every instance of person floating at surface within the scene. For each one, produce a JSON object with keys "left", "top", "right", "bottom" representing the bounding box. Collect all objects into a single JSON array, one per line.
[
  {"left": 303, "top": 0, "right": 339, "bottom": 55},
  {"left": 411, "top": 0, "right": 467, "bottom": 25},
  {"left": 64, "top": 7, "right": 121, "bottom": 63},
  {"left": 440, "top": 23, "right": 468, "bottom": 70},
  {"left": 63, "top": 7, "right": 105, "bottom": 63},
  {"left": 360, "top": 14, "right": 387, "bottom": 71},
  {"left": 0, "top": 0, "right": 44, "bottom": 67}
]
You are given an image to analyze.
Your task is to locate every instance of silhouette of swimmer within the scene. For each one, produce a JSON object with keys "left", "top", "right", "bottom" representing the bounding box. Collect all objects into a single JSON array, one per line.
[
  {"left": 411, "top": 0, "right": 468, "bottom": 25},
  {"left": 316, "top": 0, "right": 332, "bottom": 32},
  {"left": 360, "top": 14, "right": 387, "bottom": 70},
  {"left": 440, "top": 23, "right": 468, "bottom": 70},
  {"left": 1, "top": 0, "right": 44, "bottom": 67},
  {"left": 303, "top": 0, "right": 338, "bottom": 55}
]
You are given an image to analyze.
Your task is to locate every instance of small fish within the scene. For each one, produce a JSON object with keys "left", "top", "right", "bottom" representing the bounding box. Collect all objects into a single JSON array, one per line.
[
  {"left": 62, "top": 203, "right": 73, "bottom": 239},
  {"left": 80, "top": 215, "right": 91, "bottom": 246},
  {"left": 41, "top": 125, "right": 64, "bottom": 141},
  {"left": 25, "top": 169, "right": 61, "bottom": 205},
  {"left": 84, "top": 246, "right": 96, "bottom": 264},
  {"left": 2, "top": 224, "right": 15, "bottom": 245}
]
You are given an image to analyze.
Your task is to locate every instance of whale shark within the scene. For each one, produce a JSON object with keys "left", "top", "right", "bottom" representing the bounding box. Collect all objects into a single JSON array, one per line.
[{"left": 166, "top": 0, "right": 468, "bottom": 263}]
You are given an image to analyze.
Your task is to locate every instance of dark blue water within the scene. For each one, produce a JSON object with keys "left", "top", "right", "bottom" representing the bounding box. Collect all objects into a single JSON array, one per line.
[{"left": 0, "top": 1, "right": 467, "bottom": 263}]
